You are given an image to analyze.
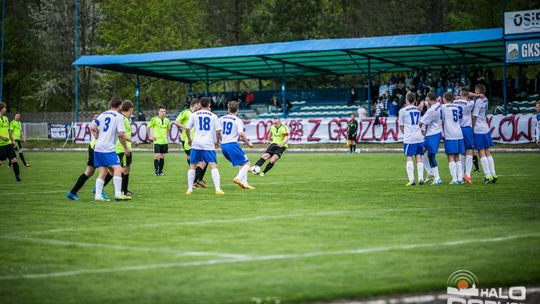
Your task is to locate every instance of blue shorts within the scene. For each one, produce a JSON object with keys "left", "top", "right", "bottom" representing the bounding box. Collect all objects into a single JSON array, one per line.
[
  {"left": 424, "top": 133, "right": 441, "bottom": 154},
  {"left": 190, "top": 149, "right": 217, "bottom": 164},
  {"left": 403, "top": 143, "right": 424, "bottom": 157},
  {"left": 461, "top": 127, "right": 474, "bottom": 150},
  {"left": 93, "top": 151, "right": 120, "bottom": 167},
  {"left": 222, "top": 142, "right": 249, "bottom": 166},
  {"left": 474, "top": 132, "right": 493, "bottom": 150},
  {"left": 445, "top": 139, "right": 465, "bottom": 155}
]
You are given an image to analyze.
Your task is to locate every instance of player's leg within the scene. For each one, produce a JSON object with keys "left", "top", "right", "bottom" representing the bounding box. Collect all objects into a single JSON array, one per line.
[
  {"left": 485, "top": 149, "right": 497, "bottom": 183},
  {"left": 95, "top": 166, "right": 109, "bottom": 201},
  {"left": 186, "top": 149, "right": 200, "bottom": 194},
  {"left": 262, "top": 154, "right": 280, "bottom": 174},
  {"left": 238, "top": 162, "right": 253, "bottom": 189},
  {"left": 478, "top": 149, "right": 492, "bottom": 184},
  {"left": 208, "top": 161, "right": 223, "bottom": 195},
  {"left": 158, "top": 144, "right": 168, "bottom": 175},
  {"left": 153, "top": 144, "right": 160, "bottom": 175},
  {"left": 415, "top": 150, "right": 424, "bottom": 185},
  {"left": 16, "top": 140, "right": 29, "bottom": 167},
  {"left": 111, "top": 164, "right": 127, "bottom": 200},
  {"left": 68, "top": 165, "right": 95, "bottom": 200},
  {"left": 463, "top": 148, "right": 474, "bottom": 184},
  {"left": 447, "top": 154, "right": 458, "bottom": 184},
  {"left": 7, "top": 144, "right": 21, "bottom": 183},
  {"left": 194, "top": 161, "right": 207, "bottom": 188},
  {"left": 254, "top": 151, "right": 272, "bottom": 168},
  {"left": 473, "top": 153, "right": 480, "bottom": 172}
]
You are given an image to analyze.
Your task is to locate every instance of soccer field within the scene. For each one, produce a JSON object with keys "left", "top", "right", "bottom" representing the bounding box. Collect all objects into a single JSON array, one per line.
[{"left": 1, "top": 151, "right": 540, "bottom": 304}]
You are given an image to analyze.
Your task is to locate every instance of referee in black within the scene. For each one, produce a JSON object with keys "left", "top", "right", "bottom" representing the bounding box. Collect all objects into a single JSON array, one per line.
[{"left": 346, "top": 113, "right": 359, "bottom": 153}]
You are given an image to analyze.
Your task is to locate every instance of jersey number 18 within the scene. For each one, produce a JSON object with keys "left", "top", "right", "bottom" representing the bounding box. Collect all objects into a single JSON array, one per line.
[{"left": 198, "top": 117, "right": 211, "bottom": 131}]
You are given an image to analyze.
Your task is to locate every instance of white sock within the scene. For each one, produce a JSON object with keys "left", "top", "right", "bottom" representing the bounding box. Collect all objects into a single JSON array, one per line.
[
  {"left": 465, "top": 155, "right": 473, "bottom": 176},
  {"left": 406, "top": 161, "right": 414, "bottom": 182},
  {"left": 480, "top": 157, "right": 491, "bottom": 178},
  {"left": 241, "top": 172, "right": 248, "bottom": 185},
  {"left": 432, "top": 166, "right": 440, "bottom": 180},
  {"left": 422, "top": 154, "right": 432, "bottom": 175},
  {"left": 113, "top": 176, "right": 122, "bottom": 197},
  {"left": 459, "top": 154, "right": 465, "bottom": 172},
  {"left": 236, "top": 164, "right": 250, "bottom": 182},
  {"left": 187, "top": 169, "right": 195, "bottom": 191},
  {"left": 487, "top": 155, "right": 496, "bottom": 176},
  {"left": 417, "top": 162, "right": 424, "bottom": 181},
  {"left": 449, "top": 161, "right": 457, "bottom": 182},
  {"left": 95, "top": 178, "right": 104, "bottom": 200},
  {"left": 456, "top": 161, "right": 463, "bottom": 181},
  {"left": 211, "top": 168, "right": 221, "bottom": 191}
]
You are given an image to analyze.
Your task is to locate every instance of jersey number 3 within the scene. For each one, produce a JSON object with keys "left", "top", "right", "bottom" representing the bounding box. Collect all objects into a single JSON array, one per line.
[
  {"left": 198, "top": 117, "right": 211, "bottom": 131},
  {"left": 103, "top": 117, "right": 111, "bottom": 132}
]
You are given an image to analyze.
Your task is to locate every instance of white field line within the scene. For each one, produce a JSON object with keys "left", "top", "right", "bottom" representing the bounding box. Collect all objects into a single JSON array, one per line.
[
  {"left": 22, "top": 207, "right": 458, "bottom": 235},
  {"left": 0, "top": 233, "right": 537, "bottom": 281},
  {"left": 0, "top": 235, "right": 250, "bottom": 259}
]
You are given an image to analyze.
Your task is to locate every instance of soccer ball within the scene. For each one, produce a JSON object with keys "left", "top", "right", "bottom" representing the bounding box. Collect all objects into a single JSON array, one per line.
[{"left": 251, "top": 165, "right": 261, "bottom": 174}]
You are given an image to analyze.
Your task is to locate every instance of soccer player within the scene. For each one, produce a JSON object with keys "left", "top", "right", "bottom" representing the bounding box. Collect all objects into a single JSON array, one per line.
[
  {"left": 398, "top": 92, "right": 424, "bottom": 186},
  {"left": 91, "top": 97, "right": 131, "bottom": 201},
  {"left": 66, "top": 113, "right": 114, "bottom": 201},
  {"left": 10, "top": 113, "right": 30, "bottom": 167},
  {"left": 441, "top": 92, "right": 465, "bottom": 185},
  {"left": 453, "top": 87, "right": 475, "bottom": 184},
  {"left": 253, "top": 117, "right": 289, "bottom": 176},
  {"left": 116, "top": 100, "right": 138, "bottom": 196},
  {"left": 174, "top": 98, "right": 207, "bottom": 188},
  {"left": 219, "top": 101, "right": 255, "bottom": 189},
  {"left": 0, "top": 102, "right": 22, "bottom": 183},
  {"left": 536, "top": 100, "right": 540, "bottom": 146},
  {"left": 185, "top": 97, "right": 224, "bottom": 195},
  {"left": 419, "top": 92, "right": 443, "bottom": 185},
  {"left": 346, "top": 113, "right": 358, "bottom": 153},
  {"left": 471, "top": 84, "right": 497, "bottom": 184},
  {"left": 147, "top": 106, "right": 171, "bottom": 176}
]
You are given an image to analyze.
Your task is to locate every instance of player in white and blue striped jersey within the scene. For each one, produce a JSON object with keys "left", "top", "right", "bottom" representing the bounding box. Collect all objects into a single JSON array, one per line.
[
  {"left": 218, "top": 101, "right": 255, "bottom": 190},
  {"left": 453, "top": 87, "right": 475, "bottom": 184},
  {"left": 441, "top": 92, "right": 465, "bottom": 184},
  {"left": 472, "top": 84, "right": 498, "bottom": 184},
  {"left": 398, "top": 92, "right": 424, "bottom": 186},
  {"left": 419, "top": 92, "right": 443, "bottom": 185}
]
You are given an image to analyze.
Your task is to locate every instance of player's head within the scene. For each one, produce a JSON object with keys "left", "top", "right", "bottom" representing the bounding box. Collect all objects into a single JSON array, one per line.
[
  {"left": 14, "top": 112, "right": 21, "bottom": 120},
  {"left": 350, "top": 113, "right": 355, "bottom": 120},
  {"left": 109, "top": 96, "right": 123, "bottom": 110},
  {"left": 121, "top": 100, "right": 134, "bottom": 117},
  {"left": 93, "top": 112, "right": 99, "bottom": 120},
  {"left": 200, "top": 97, "right": 210, "bottom": 109},
  {"left": 273, "top": 116, "right": 281, "bottom": 127},
  {"left": 228, "top": 101, "right": 239, "bottom": 114},
  {"left": 190, "top": 98, "right": 200, "bottom": 111},
  {"left": 405, "top": 92, "right": 415, "bottom": 105},
  {"left": 536, "top": 100, "right": 540, "bottom": 113},
  {"left": 443, "top": 92, "right": 453, "bottom": 104},
  {"left": 426, "top": 92, "right": 437, "bottom": 105},
  {"left": 158, "top": 106, "right": 166, "bottom": 118},
  {"left": 460, "top": 87, "right": 470, "bottom": 98},
  {"left": 475, "top": 84, "right": 486, "bottom": 95},
  {"left": 0, "top": 102, "right": 6, "bottom": 115}
]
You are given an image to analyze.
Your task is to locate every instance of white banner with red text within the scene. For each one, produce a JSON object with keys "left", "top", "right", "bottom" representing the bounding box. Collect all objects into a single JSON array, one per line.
[{"left": 65, "top": 114, "right": 538, "bottom": 145}]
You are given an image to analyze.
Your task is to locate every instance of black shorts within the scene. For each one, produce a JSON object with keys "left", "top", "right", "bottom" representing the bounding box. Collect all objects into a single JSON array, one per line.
[
  {"left": 183, "top": 148, "right": 191, "bottom": 156},
  {"left": 0, "top": 144, "right": 17, "bottom": 161},
  {"left": 154, "top": 143, "right": 169, "bottom": 154},
  {"left": 117, "top": 152, "right": 133, "bottom": 167},
  {"left": 14, "top": 140, "right": 22, "bottom": 150},
  {"left": 348, "top": 133, "right": 357, "bottom": 141},
  {"left": 87, "top": 146, "right": 94, "bottom": 167},
  {"left": 265, "top": 143, "right": 286, "bottom": 158}
]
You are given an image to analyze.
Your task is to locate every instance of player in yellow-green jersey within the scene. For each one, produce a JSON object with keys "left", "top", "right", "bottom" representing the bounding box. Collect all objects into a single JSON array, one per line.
[
  {"left": 252, "top": 116, "right": 289, "bottom": 176},
  {"left": 10, "top": 113, "right": 30, "bottom": 167},
  {"left": 173, "top": 98, "right": 208, "bottom": 188},
  {"left": 147, "top": 106, "right": 171, "bottom": 176},
  {"left": 116, "top": 100, "right": 138, "bottom": 196},
  {"left": 0, "top": 102, "right": 22, "bottom": 183}
]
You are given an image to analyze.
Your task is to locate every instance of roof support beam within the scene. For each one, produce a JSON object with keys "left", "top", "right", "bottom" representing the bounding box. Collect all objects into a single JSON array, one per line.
[
  {"left": 436, "top": 45, "right": 502, "bottom": 62},
  {"left": 178, "top": 59, "right": 261, "bottom": 80},
  {"left": 104, "top": 65, "right": 193, "bottom": 83},
  {"left": 344, "top": 50, "right": 416, "bottom": 69},
  {"left": 257, "top": 55, "right": 342, "bottom": 77}
]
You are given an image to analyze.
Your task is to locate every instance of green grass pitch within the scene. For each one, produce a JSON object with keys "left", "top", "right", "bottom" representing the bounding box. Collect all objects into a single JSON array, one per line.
[{"left": 1, "top": 151, "right": 539, "bottom": 303}]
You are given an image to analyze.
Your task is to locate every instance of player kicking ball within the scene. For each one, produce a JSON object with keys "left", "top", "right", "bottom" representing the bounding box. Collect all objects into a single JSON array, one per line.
[
  {"left": 185, "top": 97, "right": 224, "bottom": 195},
  {"left": 471, "top": 84, "right": 497, "bottom": 184},
  {"left": 419, "top": 92, "right": 443, "bottom": 185},
  {"left": 116, "top": 100, "right": 138, "bottom": 196},
  {"left": 441, "top": 92, "right": 465, "bottom": 185},
  {"left": 252, "top": 117, "right": 289, "bottom": 176},
  {"left": 91, "top": 97, "right": 132, "bottom": 202},
  {"left": 398, "top": 92, "right": 425, "bottom": 186},
  {"left": 219, "top": 101, "right": 255, "bottom": 190}
]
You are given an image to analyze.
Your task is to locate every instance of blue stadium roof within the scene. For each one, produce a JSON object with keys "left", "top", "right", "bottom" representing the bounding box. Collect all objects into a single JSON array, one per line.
[{"left": 74, "top": 28, "right": 504, "bottom": 82}]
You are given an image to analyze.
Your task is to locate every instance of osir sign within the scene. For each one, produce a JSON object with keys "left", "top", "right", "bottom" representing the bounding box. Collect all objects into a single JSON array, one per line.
[{"left": 504, "top": 9, "right": 540, "bottom": 35}]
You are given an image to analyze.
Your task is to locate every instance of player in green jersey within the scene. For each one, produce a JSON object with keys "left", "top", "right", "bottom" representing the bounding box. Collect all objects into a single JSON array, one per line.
[
  {"left": 116, "top": 100, "right": 138, "bottom": 196},
  {"left": 253, "top": 117, "right": 289, "bottom": 176},
  {"left": 10, "top": 113, "right": 30, "bottom": 167},
  {"left": 0, "top": 102, "right": 22, "bottom": 183},
  {"left": 147, "top": 106, "right": 171, "bottom": 176}
]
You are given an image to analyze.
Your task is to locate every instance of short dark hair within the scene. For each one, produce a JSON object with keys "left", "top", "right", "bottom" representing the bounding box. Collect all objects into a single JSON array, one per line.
[
  {"left": 158, "top": 105, "right": 166, "bottom": 111},
  {"left": 475, "top": 84, "right": 486, "bottom": 94},
  {"left": 406, "top": 92, "right": 416, "bottom": 104},
  {"left": 109, "top": 96, "right": 123, "bottom": 109},
  {"left": 426, "top": 92, "right": 437, "bottom": 101},
  {"left": 228, "top": 101, "right": 239, "bottom": 113},
  {"left": 200, "top": 97, "right": 210, "bottom": 108},
  {"left": 121, "top": 100, "right": 134, "bottom": 112},
  {"left": 0, "top": 102, "right": 6, "bottom": 111},
  {"left": 190, "top": 98, "right": 200, "bottom": 108},
  {"left": 460, "top": 87, "right": 470, "bottom": 97},
  {"left": 443, "top": 92, "right": 453, "bottom": 102}
]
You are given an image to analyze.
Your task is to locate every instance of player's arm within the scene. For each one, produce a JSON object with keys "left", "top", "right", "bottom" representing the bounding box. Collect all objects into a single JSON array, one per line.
[
  {"left": 278, "top": 127, "right": 289, "bottom": 147},
  {"left": 90, "top": 122, "right": 99, "bottom": 139},
  {"left": 118, "top": 131, "right": 130, "bottom": 156},
  {"left": 147, "top": 118, "right": 156, "bottom": 141},
  {"left": 185, "top": 115, "right": 194, "bottom": 144},
  {"left": 398, "top": 110, "right": 404, "bottom": 133}
]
